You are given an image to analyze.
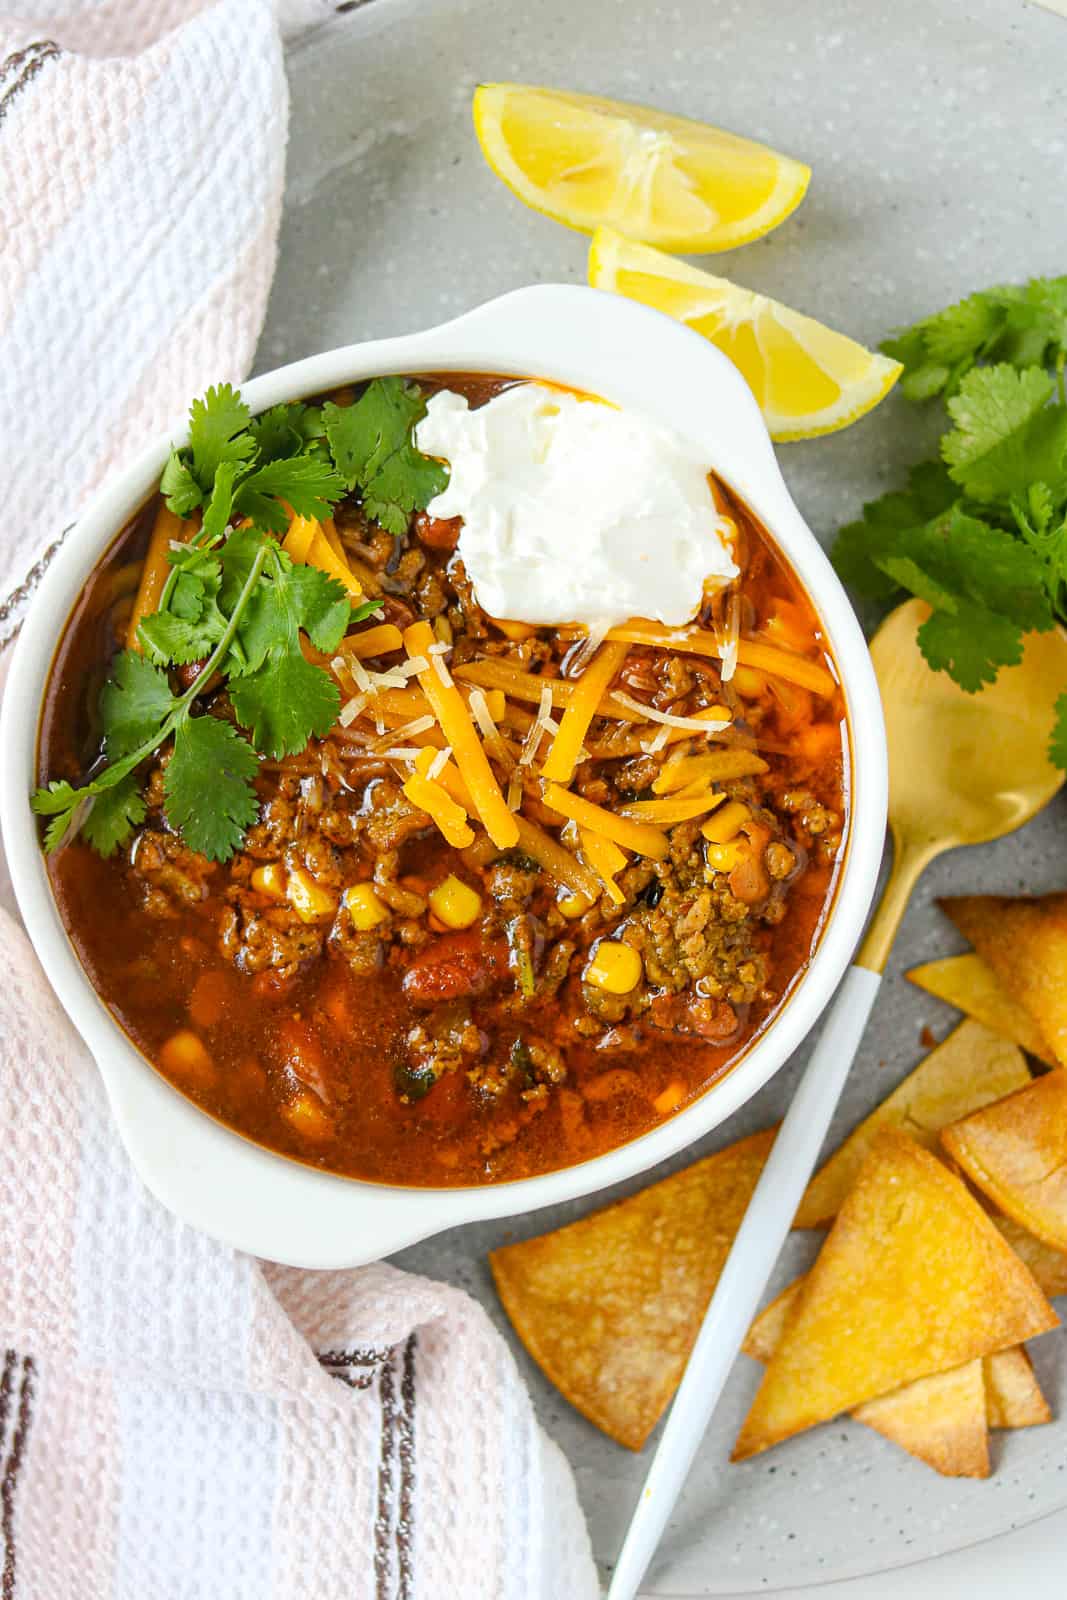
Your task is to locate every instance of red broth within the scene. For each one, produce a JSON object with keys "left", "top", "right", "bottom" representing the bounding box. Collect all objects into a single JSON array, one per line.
[{"left": 40, "top": 374, "right": 849, "bottom": 1186}]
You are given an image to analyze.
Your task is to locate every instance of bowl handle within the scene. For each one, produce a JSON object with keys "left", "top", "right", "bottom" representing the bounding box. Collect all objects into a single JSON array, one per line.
[{"left": 95, "top": 1046, "right": 476, "bottom": 1268}]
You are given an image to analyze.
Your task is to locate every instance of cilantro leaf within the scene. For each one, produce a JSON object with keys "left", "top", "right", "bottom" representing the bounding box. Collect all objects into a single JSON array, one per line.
[
  {"left": 363, "top": 442, "right": 449, "bottom": 536},
  {"left": 324, "top": 378, "right": 448, "bottom": 535},
  {"left": 163, "top": 714, "right": 260, "bottom": 862},
  {"left": 882, "top": 277, "right": 1067, "bottom": 401},
  {"left": 284, "top": 563, "right": 352, "bottom": 653},
  {"left": 232, "top": 455, "right": 346, "bottom": 533},
  {"left": 249, "top": 403, "right": 304, "bottom": 462},
  {"left": 160, "top": 449, "right": 203, "bottom": 517},
  {"left": 81, "top": 772, "right": 147, "bottom": 857},
  {"left": 831, "top": 461, "right": 957, "bottom": 600},
  {"left": 217, "top": 522, "right": 267, "bottom": 612},
  {"left": 31, "top": 778, "right": 81, "bottom": 816},
  {"left": 138, "top": 610, "right": 224, "bottom": 667},
  {"left": 942, "top": 365, "right": 1067, "bottom": 503},
  {"left": 917, "top": 603, "right": 1025, "bottom": 692},
  {"left": 200, "top": 458, "right": 242, "bottom": 542},
  {"left": 99, "top": 651, "right": 179, "bottom": 762},
  {"left": 229, "top": 645, "right": 340, "bottom": 759},
  {"left": 187, "top": 384, "right": 255, "bottom": 489},
  {"left": 1050, "top": 692, "right": 1067, "bottom": 771}
]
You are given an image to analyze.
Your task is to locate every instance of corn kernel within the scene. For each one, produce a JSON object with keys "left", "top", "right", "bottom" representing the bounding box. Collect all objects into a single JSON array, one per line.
[
  {"left": 558, "top": 890, "right": 592, "bottom": 920},
  {"left": 730, "top": 665, "right": 765, "bottom": 698},
  {"left": 282, "top": 1093, "right": 333, "bottom": 1141},
  {"left": 428, "top": 873, "right": 483, "bottom": 930},
  {"left": 702, "top": 801, "right": 749, "bottom": 845},
  {"left": 653, "top": 1080, "right": 687, "bottom": 1115},
  {"left": 585, "top": 940, "right": 643, "bottom": 995},
  {"left": 160, "top": 1028, "right": 215, "bottom": 1086},
  {"left": 286, "top": 866, "right": 338, "bottom": 923},
  {"left": 705, "top": 841, "right": 748, "bottom": 873},
  {"left": 251, "top": 862, "right": 288, "bottom": 899},
  {"left": 344, "top": 882, "right": 390, "bottom": 931}
]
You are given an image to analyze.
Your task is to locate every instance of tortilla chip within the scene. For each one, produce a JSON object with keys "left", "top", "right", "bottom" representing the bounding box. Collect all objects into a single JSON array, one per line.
[
  {"left": 795, "top": 1020, "right": 1031, "bottom": 1228},
  {"left": 907, "top": 953, "right": 1056, "bottom": 1065},
  {"left": 489, "top": 1127, "right": 774, "bottom": 1451},
  {"left": 992, "top": 1213, "right": 1067, "bottom": 1298},
  {"left": 940, "top": 893, "right": 1067, "bottom": 1069},
  {"left": 983, "top": 1347, "right": 1051, "bottom": 1430},
  {"left": 857, "top": 1361, "right": 989, "bottom": 1478},
  {"left": 942, "top": 1070, "right": 1067, "bottom": 1253},
  {"left": 743, "top": 1277, "right": 802, "bottom": 1364},
  {"left": 732, "top": 1132, "right": 1058, "bottom": 1461},
  {"left": 747, "top": 1275, "right": 1047, "bottom": 1454}
]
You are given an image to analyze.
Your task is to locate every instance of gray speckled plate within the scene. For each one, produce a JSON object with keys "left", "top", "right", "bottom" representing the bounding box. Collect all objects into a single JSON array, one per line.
[{"left": 259, "top": 0, "right": 1067, "bottom": 1589}]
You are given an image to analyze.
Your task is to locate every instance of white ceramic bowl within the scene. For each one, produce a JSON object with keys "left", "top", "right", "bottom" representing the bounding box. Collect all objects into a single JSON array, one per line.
[{"left": 0, "top": 284, "right": 887, "bottom": 1267}]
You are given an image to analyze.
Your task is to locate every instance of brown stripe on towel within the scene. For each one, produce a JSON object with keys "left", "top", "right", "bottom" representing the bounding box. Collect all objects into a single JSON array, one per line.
[
  {"left": 395, "top": 1334, "right": 417, "bottom": 1600},
  {"left": 0, "top": 1357, "right": 15, "bottom": 1466},
  {"left": 317, "top": 1346, "right": 393, "bottom": 1368},
  {"left": 1, "top": 1356, "right": 36, "bottom": 1600},
  {"left": 0, "top": 525, "right": 74, "bottom": 652},
  {"left": 374, "top": 1351, "right": 400, "bottom": 1599},
  {"left": 0, "top": 40, "right": 61, "bottom": 126}
]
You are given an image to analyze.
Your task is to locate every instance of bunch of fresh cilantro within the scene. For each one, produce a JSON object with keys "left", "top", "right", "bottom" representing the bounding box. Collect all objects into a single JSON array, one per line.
[
  {"left": 33, "top": 377, "right": 448, "bottom": 861},
  {"left": 832, "top": 275, "right": 1067, "bottom": 766}
]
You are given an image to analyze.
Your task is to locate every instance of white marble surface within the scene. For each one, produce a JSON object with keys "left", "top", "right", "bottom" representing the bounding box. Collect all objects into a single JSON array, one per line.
[{"left": 261, "top": 1, "right": 1067, "bottom": 1590}]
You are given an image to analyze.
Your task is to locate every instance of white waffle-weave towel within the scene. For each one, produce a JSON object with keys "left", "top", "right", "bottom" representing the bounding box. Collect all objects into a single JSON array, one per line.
[{"left": 0, "top": 4, "right": 598, "bottom": 1596}]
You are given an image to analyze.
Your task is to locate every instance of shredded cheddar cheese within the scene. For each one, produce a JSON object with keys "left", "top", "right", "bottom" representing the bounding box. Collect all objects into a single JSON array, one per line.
[
  {"left": 542, "top": 782, "right": 670, "bottom": 860},
  {"left": 419, "top": 749, "right": 600, "bottom": 900},
  {"left": 652, "top": 749, "right": 769, "bottom": 793},
  {"left": 578, "top": 827, "right": 628, "bottom": 905},
  {"left": 404, "top": 621, "right": 518, "bottom": 849},
  {"left": 343, "top": 623, "right": 404, "bottom": 659},
  {"left": 617, "top": 793, "right": 727, "bottom": 826},
  {"left": 402, "top": 770, "right": 475, "bottom": 849},
  {"left": 604, "top": 622, "right": 836, "bottom": 697},
  {"left": 453, "top": 659, "right": 645, "bottom": 723},
  {"left": 542, "top": 640, "right": 629, "bottom": 784},
  {"left": 283, "top": 513, "right": 364, "bottom": 599}
]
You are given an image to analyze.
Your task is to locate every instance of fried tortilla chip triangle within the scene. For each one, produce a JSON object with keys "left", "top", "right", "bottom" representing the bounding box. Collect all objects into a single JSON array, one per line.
[
  {"left": 856, "top": 1361, "right": 989, "bottom": 1478},
  {"left": 906, "top": 953, "right": 1055, "bottom": 1065},
  {"left": 942, "top": 1070, "right": 1067, "bottom": 1253},
  {"left": 983, "top": 1347, "right": 1051, "bottom": 1429},
  {"left": 940, "top": 893, "right": 1067, "bottom": 1068},
  {"left": 490, "top": 1127, "right": 773, "bottom": 1451},
  {"left": 992, "top": 1213, "right": 1067, "bottom": 1297},
  {"left": 795, "top": 1020, "right": 1031, "bottom": 1228},
  {"left": 745, "top": 1276, "right": 1047, "bottom": 1469},
  {"left": 733, "top": 1132, "right": 1058, "bottom": 1461}
]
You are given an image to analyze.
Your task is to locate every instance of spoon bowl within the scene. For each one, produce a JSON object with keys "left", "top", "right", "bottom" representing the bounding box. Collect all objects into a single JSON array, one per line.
[{"left": 858, "top": 598, "right": 1067, "bottom": 971}]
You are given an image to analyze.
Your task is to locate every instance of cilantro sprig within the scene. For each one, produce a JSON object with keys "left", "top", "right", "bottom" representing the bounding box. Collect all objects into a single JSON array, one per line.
[
  {"left": 33, "top": 376, "right": 448, "bottom": 861},
  {"left": 833, "top": 274, "right": 1067, "bottom": 753}
]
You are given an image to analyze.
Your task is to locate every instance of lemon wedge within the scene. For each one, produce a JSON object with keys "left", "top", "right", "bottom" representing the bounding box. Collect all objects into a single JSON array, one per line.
[
  {"left": 472, "top": 84, "right": 810, "bottom": 253},
  {"left": 589, "top": 227, "right": 902, "bottom": 440}
]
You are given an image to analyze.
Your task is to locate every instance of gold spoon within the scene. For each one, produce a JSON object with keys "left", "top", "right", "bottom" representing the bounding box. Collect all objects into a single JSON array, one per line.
[
  {"left": 609, "top": 596, "right": 1067, "bottom": 1600},
  {"left": 858, "top": 596, "right": 1067, "bottom": 972}
]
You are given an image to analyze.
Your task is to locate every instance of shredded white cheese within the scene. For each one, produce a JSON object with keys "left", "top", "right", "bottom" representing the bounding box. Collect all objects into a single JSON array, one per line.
[
  {"left": 431, "top": 652, "right": 454, "bottom": 688},
  {"left": 428, "top": 746, "right": 452, "bottom": 781},
  {"left": 338, "top": 693, "right": 369, "bottom": 728},
  {"left": 611, "top": 690, "right": 732, "bottom": 733}
]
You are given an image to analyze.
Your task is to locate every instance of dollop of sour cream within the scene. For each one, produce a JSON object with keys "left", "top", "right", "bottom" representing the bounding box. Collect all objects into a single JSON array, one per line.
[{"left": 414, "top": 383, "right": 737, "bottom": 630}]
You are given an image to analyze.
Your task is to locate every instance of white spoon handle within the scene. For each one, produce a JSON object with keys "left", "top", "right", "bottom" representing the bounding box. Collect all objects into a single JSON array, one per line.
[{"left": 606, "top": 964, "right": 882, "bottom": 1600}]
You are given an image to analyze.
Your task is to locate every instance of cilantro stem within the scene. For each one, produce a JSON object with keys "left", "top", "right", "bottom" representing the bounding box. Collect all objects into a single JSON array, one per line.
[
  {"left": 71, "top": 543, "right": 270, "bottom": 804},
  {"left": 1058, "top": 351, "right": 1066, "bottom": 409}
]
